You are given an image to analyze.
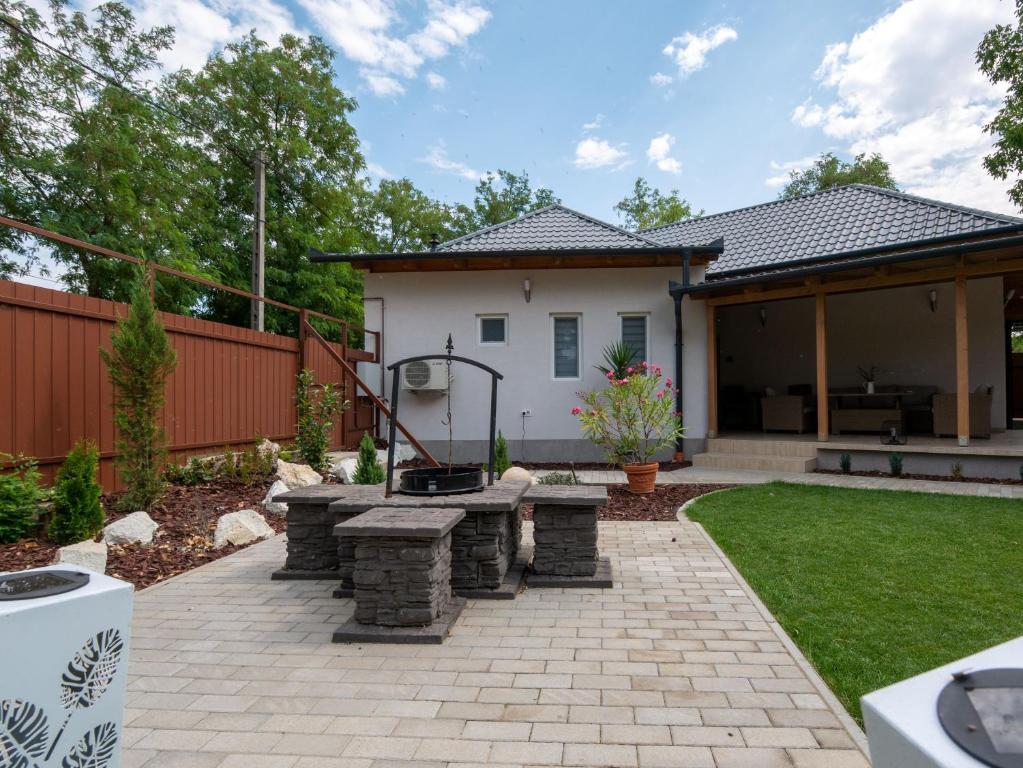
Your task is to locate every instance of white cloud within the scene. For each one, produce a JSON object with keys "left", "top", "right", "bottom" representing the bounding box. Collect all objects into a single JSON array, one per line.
[
  {"left": 420, "top": 143, "right": 480, "bottom": 180},
  {"left": 298, "top": 0, "right": 490, "bottom": 96},
  {"left": 582, "top": 114, "right": 604, "bottom": 132},
  {"left": 425, "top": 71, "right": 447, "bottom": 89},
  {"left": 646, "top": 132, "right": 682, "bottom": 174},
  {"left": 764, "top": 156, "right": 817, "bottom": 188},
  {"left": 792, "top": 0, "right": 1016, "bottom": 213},
  {"left": 363, "top": 71, "right": 405, "bottom": 96},
  {"left": 574, "top": 137, "right": 629, "bottom": 170},
  {"left": 365, "top": 161, "right": 392, "bottom": 177},
  {"left": 662, "top": 24, "right": 738, "bottom": 77},
  {"left": 649, "top": 72, "right": 673, "bottom": 87}
]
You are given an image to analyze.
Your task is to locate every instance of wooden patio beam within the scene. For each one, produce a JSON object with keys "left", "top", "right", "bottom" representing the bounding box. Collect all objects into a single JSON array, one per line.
[
  {"left": 815, "top": 293, "right": 829, "bottom": 442},
  {"left": 955, "top": 272, "right": 970, "bottom": 447}
]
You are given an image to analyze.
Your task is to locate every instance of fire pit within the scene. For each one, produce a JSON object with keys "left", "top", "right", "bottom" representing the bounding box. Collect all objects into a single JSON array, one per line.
[{"left": 399, "top": 466, "right": 483, "bottom": 495}]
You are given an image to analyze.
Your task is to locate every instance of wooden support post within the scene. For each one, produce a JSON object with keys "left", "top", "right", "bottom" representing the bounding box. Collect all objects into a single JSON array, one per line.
[
  {"left": 707, "top": 304, "right": 718, "bottom": 439},
  {"left": 815, "top": 293, "right": 829, "bottom": 442},
  {"left": 955, "top": 273, "right": 970, "bottom": 446},
  {"left": 251, "top": 149, "right": 266, "bottom": 332}
]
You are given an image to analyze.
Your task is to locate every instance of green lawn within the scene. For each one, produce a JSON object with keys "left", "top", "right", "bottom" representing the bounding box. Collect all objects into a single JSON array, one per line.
[{"left": 685, "top": 482, "right": 1023, "bottom": 724}]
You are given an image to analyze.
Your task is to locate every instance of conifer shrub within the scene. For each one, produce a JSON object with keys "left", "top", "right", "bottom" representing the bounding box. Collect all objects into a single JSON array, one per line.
[
  {"left": 352, "top": 432, "right": 385, "bottom": 484},
  {"left": 0, "top": 454, "right": 44, "bottom": 543},
  {"left": 493, "top": 431, "right": 511, "bottom": 477},
  {"left": 49, "top": 440, "right": 105, "bottom": 545},
  {"left": 100, "top": 268, "right": 177, "bottom": 511}
]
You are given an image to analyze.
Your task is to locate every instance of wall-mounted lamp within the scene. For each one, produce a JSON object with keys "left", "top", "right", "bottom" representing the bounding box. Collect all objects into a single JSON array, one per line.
[
  {"left": 523, "top": 278, "right": 532, "bottom": 303},
  {"left": 1006, "top": 288, "right": 1017, "bottom": 308},
  {"left": 929, "top": 289, "right": 938, "bottom": 313},
  {"left": 759, "top": 306, "right": 767, "bottom": 328}
]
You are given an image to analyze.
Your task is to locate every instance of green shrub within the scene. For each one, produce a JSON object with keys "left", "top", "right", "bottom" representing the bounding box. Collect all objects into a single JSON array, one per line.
[
  {"left": 100, "top": 268, "right": 177, "bottom": 511},
  {"left": 839, "top": 453, "right": 852, "bottom": 474},
  {"left": 889, "top": 452, "right": 903, "bottom": 477},
  {"left": 164, "top": 456, "right": 214, "bottom": 486},
  {"left": 0, "top": 454, "right": 45, "bottom": 543},
  {"left": 353, "top": 433, "right": 385, "bottom": 484},
  {"left": 537, "top": 469, "right": 580, "bottom": 486},
  {"left": 951, "top": 461, "right": 964, "bottom": 480},
  {"left": 295, "top": 369, "right": 347, "bottom": 471},
  {"left": 49, "top": 441, "right": 105, "bottom": 545},
  {"left": 493, "top": 431, "right": 511, "bottom": 477}
]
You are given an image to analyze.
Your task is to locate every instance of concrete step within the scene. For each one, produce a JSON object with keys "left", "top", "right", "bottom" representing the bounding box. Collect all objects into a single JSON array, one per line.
[
  {"left": 692, "top": 452, "right": 818, "bottom": 473},
  {"left": 707, "top": 437, "right": 819, "bottom": 459}
]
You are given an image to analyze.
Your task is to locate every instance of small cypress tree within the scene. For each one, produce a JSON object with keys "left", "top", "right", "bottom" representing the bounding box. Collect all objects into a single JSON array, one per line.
[
  {"left": 0, "top": 454, "right": 44, "bottom": 544},
  {"left": 99, "top": 267, "right": 177, "bottom": 511},
  {"left": 49, "top": 440, "right": 105, "bottom": 545},
  {"left": 352, "top": 432, "right": 385, "bottom": 484},
  {"left": 493, "top": 431, "right": 511, "bottom": 477}
]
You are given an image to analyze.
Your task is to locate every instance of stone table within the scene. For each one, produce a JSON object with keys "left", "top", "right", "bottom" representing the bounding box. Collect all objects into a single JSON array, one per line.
[
  {"left": 524, "top": 484, "right": 613, "bottom": 588},
  {"left": 328, "top": 480, "right": 528, "bottom": 598},
  {"left": 332, "top": 507, "right": 465, "bottom": 644},
  {"left": 269, "top": 484, "right": 357, "bottom": 580}
]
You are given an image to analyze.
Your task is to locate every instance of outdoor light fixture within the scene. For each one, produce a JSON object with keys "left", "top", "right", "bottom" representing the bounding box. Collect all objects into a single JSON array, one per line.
[
  {"left": 759, "top": 306, "right": 767, "bottom": 328},
  {"left": 929, "top": 289, "right": 938, "bottom": 313},
  {"left": 523, "top": 278, "right": 532, "bottom": 303}
]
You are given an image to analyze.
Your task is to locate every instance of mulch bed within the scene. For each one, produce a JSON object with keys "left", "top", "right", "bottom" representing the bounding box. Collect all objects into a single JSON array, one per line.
[
  {"left": 1, "top": 477, "right": 289, "bottom": 590},
  {"left": 817, "top": 469, "right": 1023, "bottom": 486},
  {"left": 521, "top": 483, "right": 733, "bottom": 522}
]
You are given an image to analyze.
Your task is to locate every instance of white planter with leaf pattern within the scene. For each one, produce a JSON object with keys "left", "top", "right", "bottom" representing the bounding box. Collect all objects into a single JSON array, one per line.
[{"left": 0, "top": 565, "right": 133, "bottom": 768}]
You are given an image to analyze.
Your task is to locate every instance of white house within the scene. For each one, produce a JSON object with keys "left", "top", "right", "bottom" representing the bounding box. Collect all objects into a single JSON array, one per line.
[{"left": 315, "top": 185, "right": 1023, "bottom": 478}]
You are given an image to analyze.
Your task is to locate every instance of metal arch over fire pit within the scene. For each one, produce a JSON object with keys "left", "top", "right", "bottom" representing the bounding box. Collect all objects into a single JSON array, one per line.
[{"left": 385, "top": 341, "right": 504, "bottom": 498}]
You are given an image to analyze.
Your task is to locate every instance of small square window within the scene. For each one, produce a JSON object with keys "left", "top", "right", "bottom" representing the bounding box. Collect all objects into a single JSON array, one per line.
[{"left": 478, "top": 315, "right": 507, "bottom": 345}]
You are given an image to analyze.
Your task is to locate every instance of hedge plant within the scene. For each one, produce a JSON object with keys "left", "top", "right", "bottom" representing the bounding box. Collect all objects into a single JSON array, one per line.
[{"left": 0, "top": 454, "right": 44, "bottom": 543}]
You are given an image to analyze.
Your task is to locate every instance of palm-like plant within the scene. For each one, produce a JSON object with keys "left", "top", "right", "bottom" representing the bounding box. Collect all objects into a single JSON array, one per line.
[{"left": 595, "top": 340, "right": 636, "bottom": 378}]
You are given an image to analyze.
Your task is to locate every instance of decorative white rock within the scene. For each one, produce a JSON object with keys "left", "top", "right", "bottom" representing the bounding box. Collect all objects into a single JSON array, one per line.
[
  {"left": 213, "top": 509, "right": 275, "bottom": 548},
  {"left": 54, "top": 539, "right": 108, "bottom": 573},
  {"left": 102, "top": 511, "right": 159, "bottom": 546},
  {"left": 332, "top": 457, "right": 359, "bottom": 484},
  {"left": 276, "top": 459, "right": 322, "bottom": 489},
  {"left": 501, "top": 466, "right": 536, "bottom": 485},
  {"left": 262, "top": 479, "right": 290, "bottom": 515},
  {"left": 256, "top": 438, "right": 281, "bottom": 460}
]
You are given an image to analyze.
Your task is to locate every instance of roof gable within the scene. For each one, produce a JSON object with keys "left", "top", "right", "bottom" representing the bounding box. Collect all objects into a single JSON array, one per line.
[
  {"left": 642, "top": 184, "right": 1023, "bottom": 277},
  {"left": 437, "top": 204, "right": 667, "bottom": 252}
]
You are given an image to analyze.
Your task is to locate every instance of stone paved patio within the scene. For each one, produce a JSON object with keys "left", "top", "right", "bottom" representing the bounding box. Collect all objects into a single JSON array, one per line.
[{"left": 123, "top": 518, "right": 869, "bottom": 768}]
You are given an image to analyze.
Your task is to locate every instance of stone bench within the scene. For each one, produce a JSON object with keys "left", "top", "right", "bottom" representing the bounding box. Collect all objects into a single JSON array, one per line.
[
  {"left": 524, "top": 485, "right": 612, "bottom": 588},
  {"left": 329, "top": 480, "right": 528, "bottom": 599},
  {"left": 331, "top": 507, "right": 465, "bottom": 644},
  {"left": 269, "top": 485, "right": 356, "bottom": 580}
]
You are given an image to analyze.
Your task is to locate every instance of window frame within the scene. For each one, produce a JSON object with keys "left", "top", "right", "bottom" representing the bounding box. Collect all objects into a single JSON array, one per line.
[
  {"left": 619, "top": 313, "right": 650, "bottom": 365},
  {"left": 550, "top": 313, "right": 582, "bottom": 381},
  {"left": 476, "top": 314, "right": 509, "bottom": 347}
]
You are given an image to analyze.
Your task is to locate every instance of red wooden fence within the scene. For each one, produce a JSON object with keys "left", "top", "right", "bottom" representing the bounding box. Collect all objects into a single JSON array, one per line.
[{"left": 0, "top": 279, "right": 376, "bottom": 489}]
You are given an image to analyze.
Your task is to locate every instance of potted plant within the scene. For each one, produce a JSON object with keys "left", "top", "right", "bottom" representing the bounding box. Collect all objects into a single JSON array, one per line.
[
  {"left": 572, "top": 361, "right": 682, "bottom": 494},
  {"left": 858, "top": 365, "right": 878, "bottom": 394}
]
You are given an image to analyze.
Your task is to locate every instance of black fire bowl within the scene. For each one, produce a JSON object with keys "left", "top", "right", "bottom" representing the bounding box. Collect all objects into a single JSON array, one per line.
[{"left": 398, "top": 466, "right": 484, "bottom": 496}]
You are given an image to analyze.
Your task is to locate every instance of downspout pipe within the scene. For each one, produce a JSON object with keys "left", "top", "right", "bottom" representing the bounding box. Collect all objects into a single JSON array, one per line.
[{"left": 671, "top": 247, "right": 692, "bottom": 461}]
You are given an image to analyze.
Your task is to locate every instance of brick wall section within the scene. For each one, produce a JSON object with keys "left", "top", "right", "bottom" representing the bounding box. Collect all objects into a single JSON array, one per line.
[
  {"left": 352, "top": 535, "right": 453, "bottom": 626},
  {"left": 532, "top": 505, "right": 599, "bottom": 576}
]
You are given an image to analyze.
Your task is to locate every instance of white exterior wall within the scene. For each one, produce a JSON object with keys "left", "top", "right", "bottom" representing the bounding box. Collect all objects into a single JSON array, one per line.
[
  {"left": 681, "top": 265, "right": 709, "bottom": 455},
  {"left": 364, "top": 267, "right": 685, "bottom": 461},
  {"left": 716, "top": 277, "right": 1008, "bottom": 429}
]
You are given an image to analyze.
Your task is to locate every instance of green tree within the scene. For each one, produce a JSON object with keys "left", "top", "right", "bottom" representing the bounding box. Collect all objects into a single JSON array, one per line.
[
  {"left": 780, "top": 152, "right": 898, "bottom": 199},
  {"left": 451, "top": 169, "right": 559, "bottom": 235},
  {"left": 352, "top": 432, "right": 385, "bottom": 484},
  {"left": 166, "top": 33, "right": 368, "bottom": 333},
  {"left": 370, "top": 178, "right": 457, "bottom": 252},
  {"left": 614, "top": 178, "right": 697, "bottom": 231},
  {"left": 493, "top": 431, "right": 511, "bottom": 477},
  {"left": 978, "top": 5, "right": 1023, "bottom": 209},
  {"left": 100, "top": 268, "right": 177, "bottom": 511},
  {"left": 49, "top": 439, "right": 105, "bottom": 544},
  {"left": 294, "top": 368, "right": 347, "bottom": 471}
]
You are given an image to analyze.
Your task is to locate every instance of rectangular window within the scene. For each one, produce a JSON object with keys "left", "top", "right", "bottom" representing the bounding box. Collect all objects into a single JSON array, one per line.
[
  {"left": 552, "top": 315, "right": 580, "bottom": 379},
  {"left": 620, "top": 314, "right": 648, "bottom": 364},
  {"left": 478, "top": 315, "right": 507, "bottom": 345}
]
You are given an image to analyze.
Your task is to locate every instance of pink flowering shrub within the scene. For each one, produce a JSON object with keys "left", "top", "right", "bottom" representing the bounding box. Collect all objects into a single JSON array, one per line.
[{"left": 572, "top": 361, "right": 682, "bottom": 465}]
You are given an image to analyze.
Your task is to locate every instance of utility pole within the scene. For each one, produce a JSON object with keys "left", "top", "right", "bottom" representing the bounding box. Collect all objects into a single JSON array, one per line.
[{"left": 251, "top": 149, "right": 266, "bottom": 332}]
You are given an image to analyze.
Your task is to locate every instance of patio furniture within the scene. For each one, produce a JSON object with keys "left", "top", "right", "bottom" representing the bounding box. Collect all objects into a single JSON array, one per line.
[
  {"left": 524, "top": 485, "right": 611, "bottom": 588},
  {"left": 761, "top": 385, "right": 816, "bottom": 433},
  {"left": 932, "top": 391, "right": 993, "bottom": 438},
  {"left": 829, "top": 388, "right": 909, "bottom": 435},
  {"left": 332, "top": 506, "right": 466, "bottom": 643}
]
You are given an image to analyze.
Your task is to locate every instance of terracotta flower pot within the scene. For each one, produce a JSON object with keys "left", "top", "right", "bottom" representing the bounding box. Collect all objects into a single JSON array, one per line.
[{"left": 622, "top": 462, "right": 658, "bottom": 494}]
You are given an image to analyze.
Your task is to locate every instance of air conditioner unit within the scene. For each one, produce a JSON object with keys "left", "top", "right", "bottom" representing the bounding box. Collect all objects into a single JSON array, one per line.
[{"left": 401, "top": 360, "right": 451, "bottom": 391}]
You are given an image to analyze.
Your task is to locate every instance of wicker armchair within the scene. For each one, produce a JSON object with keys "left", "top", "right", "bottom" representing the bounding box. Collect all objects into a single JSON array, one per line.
[
  {"left": 932, "top": 392, "right": 992, "bottom": 438},
  {"left": 761, "top": 393, "right": 816, "bottom": 434}
]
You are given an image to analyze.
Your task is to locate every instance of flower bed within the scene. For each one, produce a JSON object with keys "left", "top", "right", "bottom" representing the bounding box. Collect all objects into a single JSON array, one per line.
[{"left": 522, "top": 483, "right": 731, "bottom": 522}]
